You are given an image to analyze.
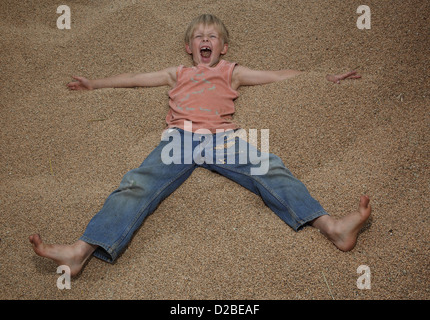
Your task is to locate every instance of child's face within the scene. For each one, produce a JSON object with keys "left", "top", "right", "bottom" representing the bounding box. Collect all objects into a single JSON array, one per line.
[{"left": 185, "top": 24, "right": 228, "bottom": 67}]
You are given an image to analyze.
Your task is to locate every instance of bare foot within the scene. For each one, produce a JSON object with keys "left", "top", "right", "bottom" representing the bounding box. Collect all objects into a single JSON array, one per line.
[
  {"left": 29, "top": 234, "right": 97, "bottom": 276},
  {"left": 311, "top": 195, "right": 372, "bottom": 251}
]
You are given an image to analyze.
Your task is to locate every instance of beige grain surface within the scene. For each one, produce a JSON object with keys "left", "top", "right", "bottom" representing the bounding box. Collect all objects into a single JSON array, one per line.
[{"left": 1, "top": 0, "right": 428, "bottom": 299}]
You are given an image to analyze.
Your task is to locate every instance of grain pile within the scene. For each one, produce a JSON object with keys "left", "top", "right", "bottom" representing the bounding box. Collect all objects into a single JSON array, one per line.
[{"left": 1, "top": 0, "right": 428, "bottom": 299}]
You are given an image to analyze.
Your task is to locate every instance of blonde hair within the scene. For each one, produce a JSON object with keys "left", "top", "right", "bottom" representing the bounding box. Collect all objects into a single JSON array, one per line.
[{"left": 184, "top": 14, "right": 229, "bottom": 45}]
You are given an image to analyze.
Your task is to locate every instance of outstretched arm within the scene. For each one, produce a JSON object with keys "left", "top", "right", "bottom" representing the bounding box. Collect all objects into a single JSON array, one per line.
[
  {"left": 231, "top": 66, "right": 303, "bottom": 90},
  {"left": 231, "top": 65, "right": 361, "bottom": 89},
  {"left": 67, "top": 67, "right": 177, "bottom": 90}
]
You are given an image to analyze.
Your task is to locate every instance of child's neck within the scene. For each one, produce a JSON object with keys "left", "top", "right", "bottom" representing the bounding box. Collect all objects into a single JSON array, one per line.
[{"left": 194, "top": 58, "right": 223, "bottom": 68}]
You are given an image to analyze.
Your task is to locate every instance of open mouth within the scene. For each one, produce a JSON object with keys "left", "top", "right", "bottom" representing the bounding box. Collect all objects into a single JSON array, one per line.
[{"left": 200, "top": 46, "right": 212, "bottom": 58}]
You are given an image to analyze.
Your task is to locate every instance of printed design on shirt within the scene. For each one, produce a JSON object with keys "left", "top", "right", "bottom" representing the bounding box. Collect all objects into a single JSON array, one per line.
[{"left": 176, "top": 72, "right": 217, "bottom": 114}]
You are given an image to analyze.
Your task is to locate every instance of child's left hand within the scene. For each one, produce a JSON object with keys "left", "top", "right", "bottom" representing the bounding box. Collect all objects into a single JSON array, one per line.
[{"left": 326, "top": 70, "right": 361, "bottom": 84}]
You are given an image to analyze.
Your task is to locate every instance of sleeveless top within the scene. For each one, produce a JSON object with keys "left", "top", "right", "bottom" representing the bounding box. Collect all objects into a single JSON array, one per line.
[{"left": 166, "top": 60, "right": 239, "bottom": 133}]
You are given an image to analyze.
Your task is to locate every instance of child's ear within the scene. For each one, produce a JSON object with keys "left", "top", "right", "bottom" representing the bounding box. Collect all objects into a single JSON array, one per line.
[
  {"left": 221, "top": 43, "right": 228, "bottom": 55},
  {"left": 185, "top": 43, "right": 192, "bottom": 55}
]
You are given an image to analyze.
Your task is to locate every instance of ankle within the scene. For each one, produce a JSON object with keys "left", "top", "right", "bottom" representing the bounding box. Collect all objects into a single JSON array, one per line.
[
  {"left": 311, "top": 215, "right": 336, "bottom": 236},
  {"left": 73, "top": 240, "right": 97, "bottom": 261}
]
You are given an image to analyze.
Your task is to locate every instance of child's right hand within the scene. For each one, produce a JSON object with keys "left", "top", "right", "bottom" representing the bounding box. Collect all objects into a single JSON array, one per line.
[{"left": 67, "top": 76, "right": 93, "bottom": 90}]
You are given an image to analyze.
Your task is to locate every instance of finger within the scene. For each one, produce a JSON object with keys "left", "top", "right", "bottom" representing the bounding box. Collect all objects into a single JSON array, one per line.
[
  {"left": 342, "top": 73, "right": 361, "bottom": 80},
  {"left": 72, "top": 76, "right": 87, "bottom": 83},
  {"left": 67, "top": 82, "right": 79, "bottom": 90},
  {"left": 339, "top": 71, "right": 358, "bottom": 79}
]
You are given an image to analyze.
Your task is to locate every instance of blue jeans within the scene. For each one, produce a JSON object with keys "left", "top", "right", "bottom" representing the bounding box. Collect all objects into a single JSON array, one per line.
[{"left": 80, "top": 128, "right": 328, "bottom": 262}]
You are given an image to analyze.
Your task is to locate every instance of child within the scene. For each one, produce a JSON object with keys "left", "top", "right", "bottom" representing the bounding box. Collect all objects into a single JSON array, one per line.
[{"left": 30, "top": 14, "right": 370, "bottom": 276}]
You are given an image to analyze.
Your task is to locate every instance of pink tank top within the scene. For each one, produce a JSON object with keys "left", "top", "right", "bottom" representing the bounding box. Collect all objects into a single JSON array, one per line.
[{"left": 166, "top": 60, "right": 239, "bottom": 133}]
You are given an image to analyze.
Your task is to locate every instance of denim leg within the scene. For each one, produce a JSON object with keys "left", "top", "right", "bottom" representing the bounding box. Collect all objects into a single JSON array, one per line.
[
  {"left": 205, "top": 136, "right": 328, "bottom": 231},
  {"left": 80, "top": 139, "right": 195, "bottom": 262}
]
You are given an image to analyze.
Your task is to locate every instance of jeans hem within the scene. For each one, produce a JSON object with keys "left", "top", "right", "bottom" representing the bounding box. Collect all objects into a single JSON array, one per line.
[
  {"left": 79, "top": 235, "right": 116, "bottom": 263},
  {"left": 294, "top": 210, "right": 329, "bottom": 231}
]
